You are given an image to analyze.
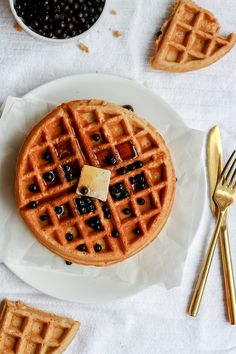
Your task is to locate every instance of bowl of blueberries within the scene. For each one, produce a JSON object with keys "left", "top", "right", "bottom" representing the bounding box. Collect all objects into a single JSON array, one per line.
[{"left": 9, "top": 0, "right": 107, "bottom": 43}]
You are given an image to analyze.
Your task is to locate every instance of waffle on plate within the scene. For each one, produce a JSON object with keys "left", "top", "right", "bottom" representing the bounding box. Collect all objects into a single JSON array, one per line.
[{"left": 15, "top": 100, "right": 176, "bottom": 266}]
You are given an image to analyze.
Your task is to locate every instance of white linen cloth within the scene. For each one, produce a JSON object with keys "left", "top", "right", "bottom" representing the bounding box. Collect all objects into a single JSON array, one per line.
[{"left": 0, "top": 0, "right": 236, "bottom": 353}]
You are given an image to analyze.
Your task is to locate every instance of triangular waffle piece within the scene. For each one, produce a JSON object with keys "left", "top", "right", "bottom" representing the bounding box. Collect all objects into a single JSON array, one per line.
[
  {"left": 15, "top": 100, "right": 175, "bottom": 266},
  {"left": 150, "top": 0, "right": 236, "bottom": 72},
  {"left": 0, "top": 299, "right": 80, "bottom": 353}
]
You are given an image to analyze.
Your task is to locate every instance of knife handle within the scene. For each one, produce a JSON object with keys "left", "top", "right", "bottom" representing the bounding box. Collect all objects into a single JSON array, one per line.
[{"left": 220, "top": 225, "right": 236, "bottom": 325}]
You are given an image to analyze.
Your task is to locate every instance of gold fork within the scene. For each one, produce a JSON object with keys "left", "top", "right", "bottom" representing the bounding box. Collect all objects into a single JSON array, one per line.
[{"left": 189, "top": 151, "right": 236, "bottom": 317}]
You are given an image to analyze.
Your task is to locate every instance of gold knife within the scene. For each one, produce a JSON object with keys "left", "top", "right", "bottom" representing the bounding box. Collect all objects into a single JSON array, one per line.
[{"left": 207, "top": 126, "right": 236, "bottom": 324}]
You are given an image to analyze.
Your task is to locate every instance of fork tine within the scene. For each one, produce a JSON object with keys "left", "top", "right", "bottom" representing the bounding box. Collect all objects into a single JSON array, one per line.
[
  {"left": 221, "top": 151, "right": 236, "bottom": 179},
  {"left": 229, "top": 167, "right": 236, "bottom": 187},
  {"left": 225, "top": 158, "right": 236, "bottom": 184}
]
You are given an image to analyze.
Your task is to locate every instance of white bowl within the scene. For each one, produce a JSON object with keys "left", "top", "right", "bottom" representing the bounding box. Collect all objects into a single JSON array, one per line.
[{"left": 9, "top": 0, "right": 107, "bottom": 44}]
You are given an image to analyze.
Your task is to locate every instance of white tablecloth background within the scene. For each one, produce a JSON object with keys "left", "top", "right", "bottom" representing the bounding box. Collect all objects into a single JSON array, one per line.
[{"left": 0, "top": 0, "right": 236, "bottom": 352}]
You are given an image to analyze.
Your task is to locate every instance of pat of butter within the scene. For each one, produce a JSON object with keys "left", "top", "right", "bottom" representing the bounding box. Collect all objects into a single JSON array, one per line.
[{"left": 77, "top": 165, "right": 111, "bottom": 202}]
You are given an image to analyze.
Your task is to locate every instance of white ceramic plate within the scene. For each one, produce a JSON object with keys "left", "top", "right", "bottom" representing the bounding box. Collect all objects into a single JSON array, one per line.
[{"left": 6, "top": 74, "right": 206, "bottom": 303}]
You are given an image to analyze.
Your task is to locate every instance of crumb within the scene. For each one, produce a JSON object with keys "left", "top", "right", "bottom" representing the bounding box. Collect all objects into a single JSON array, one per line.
[
  {"left": 78, "top": 43, "right": 89, "bottom": 53},
  {"left": 113, "top": 30, "right": 121, "bottom": 38},
  {"left": 15, "top": 22, "right": 23, "bottom": 32},
  {"left": 111, "top": 10, "right": 117, "bottom": 15}
]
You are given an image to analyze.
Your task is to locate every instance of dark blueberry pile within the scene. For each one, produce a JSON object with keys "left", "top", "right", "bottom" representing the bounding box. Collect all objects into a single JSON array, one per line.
[
  {"left": 117, "top": 160, "right": 143, "bottom": 175},
  {"left": 131, "top": 173, "right": 149, "bottom": 191},
  {"left": 102, "top": 204, "right": 112, "bottom": 219},
  {"left": 62, "top": 164, "right": 74, "bottom": 181},
  {"left": 86, "top": 216, "right": 103, "bottom": 231},
  {"left": 109, "top": 183, "right": 129, "bottom": 201},
  {"left": 14, "top": 0, "right": 106, "bottom": 39},
  {"left": 74, "top": 197, "right": 96, "bottom": 215}
]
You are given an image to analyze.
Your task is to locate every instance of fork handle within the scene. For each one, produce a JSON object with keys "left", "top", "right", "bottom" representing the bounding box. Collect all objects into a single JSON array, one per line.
[
  {"left": 220, "top": 226, "right": 236, "bottom": 324},
  {"left": 188, "top": 210, "right": 226, "bottom": 317}
]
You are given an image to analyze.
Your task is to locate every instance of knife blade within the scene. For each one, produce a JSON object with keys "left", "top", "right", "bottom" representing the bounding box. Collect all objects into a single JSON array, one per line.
[
  {"left": 207, "top": 126, "right": 223, "bottom": 215},
  {"left": 207, "top": 126, "right": 236, "bottom": 324}
]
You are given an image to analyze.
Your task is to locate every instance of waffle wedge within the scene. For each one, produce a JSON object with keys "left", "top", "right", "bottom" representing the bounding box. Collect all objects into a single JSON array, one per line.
[
  {"left": 15, "top": 100, "right": 175, "bottom": 266},
  {"left": 0, "top": 299, "right": 80, "bottom": 353},
  {"left": 150, "top": 0, "right": 236, "bottom": 72}
]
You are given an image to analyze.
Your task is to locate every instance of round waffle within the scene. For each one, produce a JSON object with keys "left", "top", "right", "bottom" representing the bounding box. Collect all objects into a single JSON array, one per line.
[{"left": 15, "top": 99, "right": 176, "bottom": 266}]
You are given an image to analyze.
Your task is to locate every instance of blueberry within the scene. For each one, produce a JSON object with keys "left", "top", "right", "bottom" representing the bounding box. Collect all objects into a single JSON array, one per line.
[
  {"left": 29, "top": 201, "right": 38, "bottom": 209},
  {"left": 123, "top": 208, "right": 131, "bottom": 215},
  {"left": 110, "top": 186, "right": 119, "bottom": 194},
  {"left": 40, "top": 214, "right": 48, "bottom": 221},
  {"left": 87, "top": 216, "right": 103, "bottom": 230},
  {"left": 63, "top": 164, "right": 71, "bottom": 172},
  {"left": 129, "top": 176, "right": 136, "bottom": 184},
  {"left": 80, "top": 207, "right": 87, "bottom": 214},
  {"left": 110, "top": 183, "right": 129, "bottom": 201},
  {"left": 55, "top": 206, "right": 63, "bottom": 215},
  {"left": 117, "top": 167, "right": 127, "bottom": 175},
  {"left": 65, "top": 261, "right": 72, "bottom": 265},
  {"left": 94, "top": 244, "right": 102, "bottom": 252},
  {"left": 102, "top": 204, "right": 112, "bottom": 218},
  {"left": 65, "top": 233, "right": 73, "bottom": 241},
  {"left": 137, "top": 174, "right": 145, "bottom": 182},
  {"left": 122, "top": 191, "right": 130, "bottom": 198},
  {"left": 137, "top": 198, "right": 145, "bottom": 205},
  {"left": 137, "top": 182, "right": 148, "bottom": 190},
  {"left": 80, "top": 186, "right": 88, "bottom": 195},
  {"left": 122, "top": 104, "right": 134, "bottom": 112},
  {"left": 88, "top": 220, "right": 95, "bottom": 228},
  {"left": 118, "top": 183, "right": 125, "bottom": 190},
  {"left": 127, "top": 163, "right": 136, "bottom": 171},
  {"left": 88, "top": 204, "right": 95, "bottom": 212},
  {"left": 29, "top": 184, "right": 38, "bottom": 193},
  {"left": 85, "top": 197, "right": 92, "bottom": 204},
  {"left": 104, "top": 155, "right": 117, "bottom": 166},
  {"left": 43, "top": 171, "right": 55, "bottom": 182},
  {"left": 77, "top": 244, "right": 87, "bottom": 252},
  {"left": 65, "top": 172, "right": 73, "bottom": 181},
  {"left": 134, "top": 161, "right": 143, "bottom": 169},
  {"left": 112, "top": 230, "right": 120, "bottom": 238},
  {"left": 134, "top": 228, "right": 141, "bottom": 235},
  {"left": 43, "top": 151, "right": 52, "bottom": 161},
  {"left": 92, "top": 133, "right": 101, "bottom": 141},
  {"left": 96, "top": 224, "right": 102, "bottom": 231}
]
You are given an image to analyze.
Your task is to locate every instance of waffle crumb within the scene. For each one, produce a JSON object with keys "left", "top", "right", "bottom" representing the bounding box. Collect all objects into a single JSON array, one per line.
[
  {"left": 15, "top": 22, "right": 23, "bottom": 32},
  {"left": 79, "top": 42, "right": 89, "bottom": 53},
  {"left": 113, "top": 30, "right": 122, "bottom": 38},
  {"left": 111, "top": 10, "right": 117, "bottom": 15}
]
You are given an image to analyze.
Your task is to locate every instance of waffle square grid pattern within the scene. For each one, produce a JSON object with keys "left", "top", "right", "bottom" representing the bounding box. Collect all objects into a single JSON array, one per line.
[
  {"left": 0, "top": 300, "right": 80, "bottom": 353},
  {"left": 16, "top": 100, "right": 175, "bottom": 266},
  {"left": 164, "top": 2, "right": 230, "bottom": 64}
]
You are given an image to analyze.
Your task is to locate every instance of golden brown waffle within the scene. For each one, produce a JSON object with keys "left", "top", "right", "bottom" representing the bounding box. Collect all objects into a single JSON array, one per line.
[
  {"left": 150, "top": 0, "right": 236, "bottom": 72},
  {"left": 0, "top": 299, "right": 80, "bottom": 353},
  {"left": 15, "top": 99, "right": 175, "bottom": 266}
]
